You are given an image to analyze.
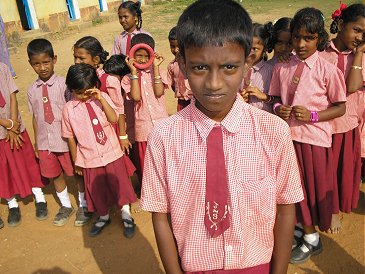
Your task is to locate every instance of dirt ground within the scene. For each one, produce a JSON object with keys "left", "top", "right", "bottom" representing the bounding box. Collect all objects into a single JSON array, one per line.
[{"left": 0, "top": 1, "right": 364, "bottom": 273}]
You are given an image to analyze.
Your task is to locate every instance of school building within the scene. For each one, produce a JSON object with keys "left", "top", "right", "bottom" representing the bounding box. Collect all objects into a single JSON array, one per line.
[{"left": 0, "top": 0, "right": 143, "bottom": 39}]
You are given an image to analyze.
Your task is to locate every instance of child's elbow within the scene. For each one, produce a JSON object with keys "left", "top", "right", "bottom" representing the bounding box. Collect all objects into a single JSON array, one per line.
[
  {"left": 337, "top": 103, "right": 346, "bottom": 117},
  {"left": 131, "top": 94, "right": 141, "bottom": 102}
]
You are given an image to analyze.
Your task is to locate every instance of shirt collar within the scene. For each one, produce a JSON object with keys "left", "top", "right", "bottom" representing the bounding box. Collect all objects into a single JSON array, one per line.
[
  {"left": 121, "top": 29, "right": 140, "bottom": 38},
  {"left": 327, "top": 40, "right": 353, "bottom": 55},
  {"left": 253, "top": 59, "right": 265, "bottom": 72},
  {"left": 293, "top": 51, "right": 318, "bottom": 69},
  {"left": 190, "top": 96, "right": 243, "bottom": 142},
  {"left": 36, "top": 73, "right": 56, "bottom": 87}
]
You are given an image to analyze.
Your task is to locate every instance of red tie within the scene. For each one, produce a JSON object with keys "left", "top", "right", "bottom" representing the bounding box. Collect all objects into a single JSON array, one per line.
[
  {"left": 85, "top": 102, "right": 107, "bottom": 145},
  {"left": 126, "top": 34, "right": 132, "bottom": 55},
  {"left": 337, "top": 53, "right": 345, "bottom": 74},
  {"left": 0, "top": 91, "right": 5, "bottom": 107},
  {"left": 287, "top": 60, "right": 305, "bottom": 106},
  {"left": 42, "top": 84, "right": 54, "bottom": 124},
  {"left": 204, "top": 126, "right": 230, "bottom": 238}
]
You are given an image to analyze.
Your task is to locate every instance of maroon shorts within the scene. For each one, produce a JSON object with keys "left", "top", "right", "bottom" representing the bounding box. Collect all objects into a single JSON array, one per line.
[{"left": 38, "top": 150, "right": 74, "bottom": 178}]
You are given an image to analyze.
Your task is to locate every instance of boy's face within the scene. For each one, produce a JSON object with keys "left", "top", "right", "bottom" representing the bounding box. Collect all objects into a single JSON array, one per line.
[
  {"left": 134, "top": 48, "right": 150, "bottom": 64},
  {"left": 184, "top": 42, "right": 245, "bottom": 122},
  {"left": 292, "top": 28, "right": 319, "bottom": 60},
  {"left": 29, "top": 53, "right": 56, "bottom": 82},
  {"left": 169, "top": 39, "right": 179, "bottom": 56}
]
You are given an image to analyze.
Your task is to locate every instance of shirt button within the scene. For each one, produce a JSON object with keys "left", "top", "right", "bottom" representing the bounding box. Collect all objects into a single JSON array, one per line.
[
  {"left": 148, "top": 105, "right": 152, "bottom": 108},
  {"left": 146, "top": 92, "right": 148, "bottom": 96},
  {"left": 225, "top": 245, "right": 233, "bottom": 252},
  {"left": 143, "top": 81, "right": 146, "bottom": 84}
]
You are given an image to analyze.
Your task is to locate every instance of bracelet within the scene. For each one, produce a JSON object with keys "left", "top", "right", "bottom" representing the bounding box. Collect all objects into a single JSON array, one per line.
[
  {"left": 154, "top": 80, "right": 162, "bottom": 84},
  {"left": 129, "top": 74, "right": 138, "bottom": 80},
  {"left": 351, "top": 65, "right": 362, "bottom": 70},
  {"left": 273, "top": 103, "right": 282, "bottom": 115},
  {"left": 6, "top": 119, "right": 14, "bottom": 130},
  {"left": 310, "top": 111, "right": 319, "bottom": 122},
  {"left": 154, "top": 75, "right": 162, "bottom": 80},
  {"left": 263, "top": 95, "right": 274, "bottom": 104},
  {"left": 119, "top": 134, "right": 128, "bottom": 140}
]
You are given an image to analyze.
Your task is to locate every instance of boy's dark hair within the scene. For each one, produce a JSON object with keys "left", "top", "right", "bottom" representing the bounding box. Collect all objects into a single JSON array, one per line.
[
  {"left": 118, "top": 1, "right": 143, "bottom": 30},
  {"left": 252, "top": 22, "right": 272, "bottom": 59},
  {"left": 176, "top": 0, "right": 252, "bottom": 59},
  {"left": 131, "top": 33, "right": 155, "bottom": 50},
  {"left": 330, "top": 4, "right": 365, "bottom": 34},
  {"left": 290, "top": 7, "right": 328, "bottom": 51},
  {"left": 267, "top": 17, "right": 292, "bottom": 52},
  {"left": 103, "top": 54, "right": 131, "bottom": 77},
  {"left": 168, "top": 26, "right": 177, "bottom": 41},
  {"left": 73, "top": 36, "right": 109, "bottom": 64},
  {"left": 27, "top": 38, "right": 54, "bottom": 59},
  {"left": 65, "top": 63, "right": 100, "bottom": 93}
]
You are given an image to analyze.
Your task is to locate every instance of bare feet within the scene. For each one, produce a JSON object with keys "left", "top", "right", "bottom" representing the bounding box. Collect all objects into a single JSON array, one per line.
[{"left": 326, "top": 213, "right": 343, "bottom": 234}]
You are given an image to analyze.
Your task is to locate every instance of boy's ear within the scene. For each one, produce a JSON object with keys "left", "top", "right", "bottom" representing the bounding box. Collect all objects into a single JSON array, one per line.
[
  {"left": 53, "top": 55, "right": 57, "bottom": 64},
  {"left": 93, "top": 56, "right": 100, "bottom": 67},
  {"left": 244, "top": 51, "right": 255, "bottom": 67}
]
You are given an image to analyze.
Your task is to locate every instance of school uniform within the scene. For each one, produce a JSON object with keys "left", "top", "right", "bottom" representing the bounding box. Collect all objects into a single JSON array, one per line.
[
  {"left": 27, "top": 74, "right": 74, "bottom": 178},
  {"left": 112, "top": 29, "right": 151, "bottom": 55},
  {"left": 121, "top": 68, "right": 168, "bottom": 178},
  {"left": 0, "top": 62, "right": 44, "bottom": 199},
  {"left": 319, "top": 41, "right": 365, "bottom": 213},
  {"left": 141, "top": 97, "right": 304, "bottom": 272},
  {"left": 240, "top": 59, "right": 274, "bottom": 113},
  {"left": 167, "top": 59, "right": 192, "bottom": 111},
  {"left": 61, "top": 93, "right": 136, "bottom": 216},
  {"left": 269, "top": 51, "right": 347, "bottom": 231}
]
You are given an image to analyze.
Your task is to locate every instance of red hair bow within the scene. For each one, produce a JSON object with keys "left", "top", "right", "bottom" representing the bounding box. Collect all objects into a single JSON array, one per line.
[{"left": 332, "top": 1, "right": 347, "bottom": 20}]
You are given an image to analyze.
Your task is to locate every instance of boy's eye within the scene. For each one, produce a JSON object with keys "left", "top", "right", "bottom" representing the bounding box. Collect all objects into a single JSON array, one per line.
[
  {"left": 192, "top": 65, "right": 207, "bottom": 71},
  {"left": 223, "top": 65, "right": 236, "bottom": 70}
]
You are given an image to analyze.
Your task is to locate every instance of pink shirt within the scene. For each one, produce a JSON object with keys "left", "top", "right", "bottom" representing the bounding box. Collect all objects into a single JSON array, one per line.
[
  {"left": 141, "top": 98, "right": 304, "bottom": 272},
  {"left": 0, "top": 62, "right": 24, "bottom": 140},
  {"left": 61, "top": 93, "right": 123, "bottom": 168},
  {"left": 240, "top": 59, "right": 274, "bottom": 113},
  {"left": 97, "top": 68, "right": 124, "bottom": 114},
  {"left": 167, "top": 59, "right": 192, "bottom": 100},
  {"left": 27, "top": 74, "right": 69, "bottom": 152},
  {"left": 112, "top": 29, "right": 151, "bottom": 55},
  {"left": 121, "top": 68, "right": 168, "bottom": 142},
  {"left": 269, "top": 51, "right": 347, "bottom": 147},
  {"left": 319, "top": 41, "right": 365, "bottom": 133}
]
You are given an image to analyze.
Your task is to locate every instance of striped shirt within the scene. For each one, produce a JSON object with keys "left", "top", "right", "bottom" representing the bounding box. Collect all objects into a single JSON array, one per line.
[
  {"left": 112, "top": 29, "right": 151, "bottom": 55},
  {"left": 141, "top": 98, "right": 304, "bottom": 272},
  {"left": 61, "top": 93, "right": 123, "bottom": 168},
  {"left": 27, "top": 74, "right": 69, "bottom": 152},
  {"left": 0, "top": 62, "right": 24, "bottom": 140},
  {"left": 319, "top": 41, "right": 365, "bottom": 133},
  {"left": 269, "top": 51, "right": 347, "bottom": 147}
]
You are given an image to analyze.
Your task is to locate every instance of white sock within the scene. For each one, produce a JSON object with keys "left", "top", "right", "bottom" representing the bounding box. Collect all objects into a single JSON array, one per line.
[
  {"left": 56, "top": 187, "right": 72, "bottom": 208},
  {"left": 121, "top": 204, "right": 131, "bottom": 220},
  {"left": 32, "top": 187, "right": 46, "bottom": 203},
  {"left": 78, "top": 192, "right": 87, "bottom": 208},
  {"left": 6, "top": 197, "right": 19, "bottom": 208},
  {"left": 95, "top": 214, "right": 110, "bottom": 227},
  {"left": 300, "top": 232, "right": 320, "bottom": 252}
]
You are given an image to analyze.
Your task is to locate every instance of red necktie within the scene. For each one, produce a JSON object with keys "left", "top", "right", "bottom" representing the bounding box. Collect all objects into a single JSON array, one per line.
[
  {"left": 287, "top": 60, "right": 305, "bottom": 106},
  {"left": 85, "top": 102, "right": 107, "bottom": 145},
  {"left": 204, "top": 126, "right": 230, "bottom": 237},
  {"left": 337, "top": 52, "right": 345, "bottom": 74},
  {"left": 42, "top": 84, "right": 54, "bottom": 124},
  {"left": 126, "top": 34, "right": 132, "bottom": 55},
  {"left": 0, "top": 91, "right": 5, "bottom": 107}
]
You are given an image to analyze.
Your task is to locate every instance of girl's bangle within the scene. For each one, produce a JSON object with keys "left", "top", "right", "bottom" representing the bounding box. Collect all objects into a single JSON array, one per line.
[
  {"left": 119, "top": 134, "right": 128, "bottom": 140},
  {"left": 273, "top": 103, "right": 282, "bottom": 114},
  {"left": 263, "top": 95, "right": 274, "bottom": 104},
  {"left": 310, "top": 111, "right": 319, "bottom": 122},
  {"left": 6, "top": 119, "right": 14, "bottom": 130},
  {"left": 154, "top": 75, "right": 162, "bottom": 80},
  {"left": 351, "top": 65, "right": 362, "bottom": 70},
  {"left": 154, "top": 80, "right": 162, "bottom": 84},
  {"left": 129, "top": 74, "right": 138, "bottom": 80}
]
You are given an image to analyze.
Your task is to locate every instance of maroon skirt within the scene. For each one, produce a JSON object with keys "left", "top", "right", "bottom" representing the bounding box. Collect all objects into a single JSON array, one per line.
[
  {"left": 83, "top": 156, "right": 137, "bottom": 216},
  {"left": 185, "top": 263, "right": 269, "bottom": 274},
  {"left": 293, "top": 141, "right": 335, "bottom": 231},
  {"left": 0, "top": 130, "right": 44, "bottom": 199},
  {"left": 332, "top": 128, "right": 361, "bottom": 213}
]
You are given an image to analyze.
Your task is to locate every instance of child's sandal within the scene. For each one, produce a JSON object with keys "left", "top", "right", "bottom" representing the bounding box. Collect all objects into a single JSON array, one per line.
[{"left": 122, "top": 218, "right": 136, "bottom": 239}]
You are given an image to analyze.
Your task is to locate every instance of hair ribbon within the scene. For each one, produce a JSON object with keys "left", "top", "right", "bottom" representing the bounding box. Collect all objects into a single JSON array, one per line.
[{"left": 331, "top": 1, "right": 347, "bottom": 20}]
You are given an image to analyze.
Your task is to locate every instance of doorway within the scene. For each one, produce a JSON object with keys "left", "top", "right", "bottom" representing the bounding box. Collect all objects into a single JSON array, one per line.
[{"left": 16, "top": 0, "right": 38, "bottom": 30}]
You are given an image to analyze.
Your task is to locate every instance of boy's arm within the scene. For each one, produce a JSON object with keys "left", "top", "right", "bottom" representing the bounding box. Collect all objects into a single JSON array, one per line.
[
  {"left": 67, "top": 136, "right": 83, "bottom": 176},
  {"left": 270, "top": 203, "right": 296, "bottom": 274},
  {"left": 152, "top": 212, "right": 183, "bottom": 274}
]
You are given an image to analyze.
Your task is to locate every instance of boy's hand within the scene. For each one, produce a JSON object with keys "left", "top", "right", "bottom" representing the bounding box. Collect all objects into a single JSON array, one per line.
[
  {"left": 277, "top": 105, "right": 292, "bottom": 120},
  {"left": 125, "top": 56, "right": 138, "bottom": 74},
  {"left": 119, "top": 139, "right": 132, "bottom": 154},
  {"left": 246, "top": 86, "right": 267, "bottom": 100},
  {"left": 5, "top": 131, "right": 24, "bottom": 150},
  {"left": 292, "top": 105, "right": 310, "bottom": 122},
  {"left": 75, "top": 165, "right": 83, "bottom": 176},
  {"left": 154, "top": 53, "right": 165, "bottom": 67},
  {"left": 239, "top": 89, "right": 249, "bottom": 102},
  {"left": 86, "top": 88, "right": 102, "bottom": 101}
]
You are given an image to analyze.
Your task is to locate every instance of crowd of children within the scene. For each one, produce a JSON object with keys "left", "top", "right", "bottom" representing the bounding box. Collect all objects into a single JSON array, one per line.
[{"left": 0, "top": 0, "right": 364, "bottom": 272}]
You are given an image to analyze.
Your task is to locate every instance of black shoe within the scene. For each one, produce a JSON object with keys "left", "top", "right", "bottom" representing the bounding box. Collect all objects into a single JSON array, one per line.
[
  {"left": 35, "top": 202, "right": 48, "bottom": 221},
  {"left": 8, "top": 207, "right": 21, "bottom": 227},
  {"left": 74, "top": 207, "right": 93, "bottom": 227},
  {"left": 290, "top": 238, "right": 323, "bottom": 264},
  {"left": 89, "top": 218, "right": 111, "bottom": 237},
  {"left": 0, "top": 217, "right": 4, "bottom": 229},
  {"left": 122, "top": 218, "right": 136, "bottom": 239}
]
